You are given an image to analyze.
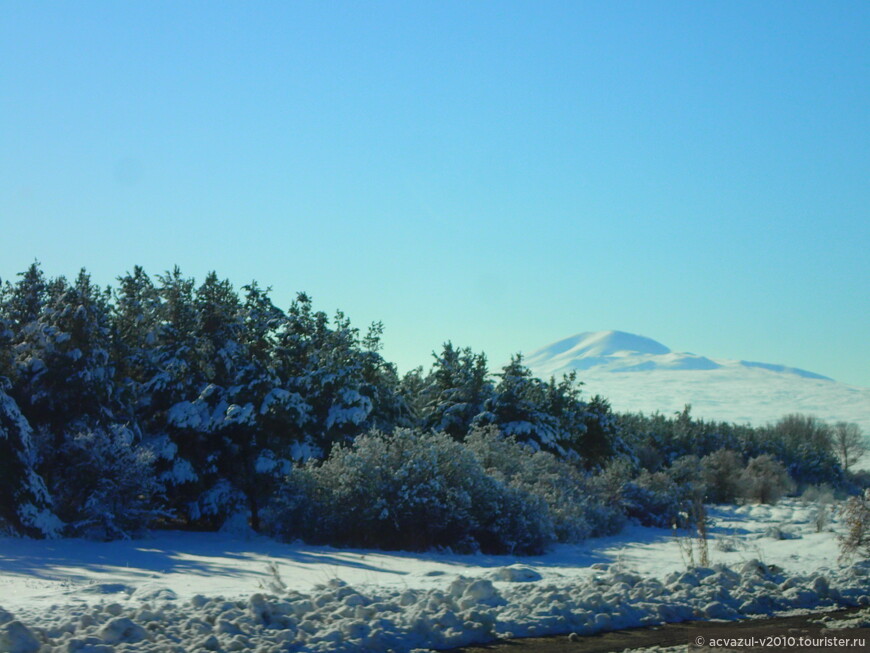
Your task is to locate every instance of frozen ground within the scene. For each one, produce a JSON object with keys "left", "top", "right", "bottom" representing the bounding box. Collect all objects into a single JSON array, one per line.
[{"left": 1, "top": 498, "right": 869, "bottom": 652}]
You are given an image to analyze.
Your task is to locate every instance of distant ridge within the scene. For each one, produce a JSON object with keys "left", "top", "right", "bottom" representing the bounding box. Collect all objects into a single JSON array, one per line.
[{"left": 738, "top": 360, "right": 832, "bottom": 381}]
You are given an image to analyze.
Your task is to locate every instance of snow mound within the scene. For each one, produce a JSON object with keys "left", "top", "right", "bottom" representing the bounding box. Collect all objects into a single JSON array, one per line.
[
  {"left": 485, "top": 566, "right": 543, "bottom": 583},
  {"left": 3, "top": 561, "right": 870, "bottom": 652},
  {"left": 129, "top": 584, "right": 178, "bottom": 602},
  {"left": 0, "top": 620, "right": 40, "bottom": 653}
]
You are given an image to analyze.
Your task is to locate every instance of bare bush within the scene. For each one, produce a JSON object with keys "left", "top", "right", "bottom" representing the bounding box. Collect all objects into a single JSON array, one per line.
[
  {"left": 738, "top": 454, "right": 794, "bottom": 504},
  {"left": 839, "top": 490, "right": 870, "bottom": 561}
]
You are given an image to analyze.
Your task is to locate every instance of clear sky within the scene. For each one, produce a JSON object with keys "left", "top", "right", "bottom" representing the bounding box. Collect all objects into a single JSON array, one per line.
[{"left": 2, "top": 1, "right": 868, "bottom": 387}]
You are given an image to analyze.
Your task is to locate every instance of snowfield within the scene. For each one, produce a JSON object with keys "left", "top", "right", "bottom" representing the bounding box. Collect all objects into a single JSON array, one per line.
[{"left": 2, "top": 498, "right": 870, "bottom": 652}]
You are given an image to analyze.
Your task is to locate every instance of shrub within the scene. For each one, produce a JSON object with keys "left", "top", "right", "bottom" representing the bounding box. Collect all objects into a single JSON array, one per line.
[
  {"left": 802, "top": 485, "right": 836, "bottom": 532},
  {"left": 839, "top": 490, "right": 870, "bottom": 561},
  {"left": 465, "top": 426, "right": 623, "bottom": 540},
  {"left": 738, "top": 454, "right": 794, "bottom": 504},
  {"left": 667, "top": 455, "right": 705, "bottom": 501},
  {"left": 621, "top": 470, "right": 682, "bottom": 528},
  {"left": 700, "top": 449, "right": 744, "bottom": 504},
  {"left": 265, "top": 428, "right": 554, "bottom": 554}
]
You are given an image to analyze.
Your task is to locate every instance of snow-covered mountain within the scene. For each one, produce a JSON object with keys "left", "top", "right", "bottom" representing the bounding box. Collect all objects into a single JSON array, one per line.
[{"left": 524, "top": 331, "right": 870, "bottom": 437}]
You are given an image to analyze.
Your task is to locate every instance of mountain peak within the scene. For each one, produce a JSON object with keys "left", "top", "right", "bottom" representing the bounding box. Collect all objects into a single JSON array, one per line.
[
  {"left": 550, "top": 331, "right": 672, "bottom": 357},
  {"left": 525, "top": 330, "right": 719, "bottom": 376},
  {"left": 525, "top": 331, "right": 670, "bottom": 371}
]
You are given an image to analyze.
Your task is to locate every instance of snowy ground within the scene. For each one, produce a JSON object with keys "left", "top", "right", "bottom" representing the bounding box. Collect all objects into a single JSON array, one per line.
[{"left": 1, "top": 498, "right": 869, "bottom": 652}]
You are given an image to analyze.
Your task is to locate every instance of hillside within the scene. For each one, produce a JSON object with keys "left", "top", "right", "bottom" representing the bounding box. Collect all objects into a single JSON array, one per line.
[{"left": 524, "top": 331, "right": 870, "bottom": 437}]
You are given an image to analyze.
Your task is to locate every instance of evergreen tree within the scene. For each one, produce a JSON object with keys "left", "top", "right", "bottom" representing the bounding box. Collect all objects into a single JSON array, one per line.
[
  {"left": 7, "top": 269, "right": 120, "bottom": 454},
  {"left": 5, "top": 270, "right": 132, "bottom": 532},
  {"left": 0, "top": 383, "right": 62, "bottom": 538},
  {"left": 474, "top": 355, "right": 566, "bottom": 455},
  {"left": 357, "top": 321, "right": 413, "bottom": 432},
  {"left": 142, "top": 268, "right": 205, "bottom": 523},
  {"left": 53, "top": 424, "right": 164, "bottom": 540},
  {"left": 578, "top": 394, "right": 621, "bottom": 469},
  {"left": 418, "top": 342, "right": 492, "bottom": 439},
  {"left": 0, "top": 278, "right": 13, "bottom": 383},
  {"left": 398, "top": 366, "right": 427, "bottom": 423},
  {"left": 160, "top": 271, "right": 249, "bottom": 527},
  {"left": 274, "top": 294, "right": 400, "bottom": 458},
  {"left": 184, "top": 282, "right": 301, "bottom": 531},
  {"left": 112, "top": 266, "right": 162, "bottom": 422},
  {"left": 2, "top": 262, "right": 47, "bottom": 331},
  {"left": 146, "top": 267, "right": 201, "bottom": 413}
]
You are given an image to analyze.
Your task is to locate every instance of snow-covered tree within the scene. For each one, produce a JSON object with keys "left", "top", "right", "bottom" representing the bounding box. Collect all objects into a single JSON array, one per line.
[
  {"left": 750, "top": 414, "right": 841, "bottom": 486},
  {"left": 772, "top": 413, "right": 833, "bottom": 453},
  {"left": 1, "top": 262, "right": 47, "bottom": 332},
  {"left": 267, "top": 428, "right": 553, "bottom": 554},
  {"left": 473, "top": 355, "right": 554, "bottom": 448},
  {"left": 155, "top": 272, "right": 247, "bottom": 527},
  {"left": 171, "top": 282, "right": 305, "bottom": 531},
  {"left": 473, "top": 355, "right": 592, "bottom": 459},
  {"left": 139, "top": 268, "right": 208, "bottom": 523},
  {"left": 145, "top": 267, "right": 201, "bottom": 415},
  {"left": 112, "top": 266, "right": 162, "bottom": 422},
  {"left": 417, "top": 342, "right": 492, "bottom": 439},
  {"left": 51, "top": 424, "right": 164, "bottom": 540},
  {"left": 0, "top": 280, "right": 13, "bottom": 385},
  {"left": 8, "top": 269, "right": 119, "bottom": 438},
  {"left": 274, "top": 294, "right": 401, "bottom": 458},
  {"left": 0, "top": 383, "right": 62, "bottom": 538},
  {"left": 700, "top": 448, "right": 744, "bottom": 504},
  {"left": 577, "top": 394, "right": 622, "bottom": 469}
]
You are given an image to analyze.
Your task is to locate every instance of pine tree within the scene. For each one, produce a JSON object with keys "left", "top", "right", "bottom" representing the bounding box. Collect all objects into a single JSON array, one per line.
[
  {"left": 356, "top": 321, "right": 412, "bottom": 432},
  {"left": 159, "top": 271, "right": 249, "bottom": 527},
  {"left": 6, "top": 269, "right": 121, "bottom": 479},
  {"left": 0, "top": 384, "right": 62, "bottom": 538},
  {"left": 474, "top": 354, "right": 560, "bottom": 453},
  {"left": 146, "top": 267, "right": 201, "bottom": 413},
  {"left": 473, "top": 356, "right": 599, "bottom": 460},
  {"left": 143, "top": 267, "right": 206, "bottom": 523},
  {"left": 418, "top": 342, "right": 493, "bottom": 439},
  {"left": 112, "top": 266, "right": 162, "bottom": 421},
  {"left": 198, "top": 282, "right": 299, "bottom": 531},
  {"left": 274, "top": 295, "right": 393, "bottom": 458},
  {"left": 577, "top": 394, "right": 621, "bottom": 468},
  {"left": 0, "top": 278, "right": 13, "bottom": 383},
  {"left": 3, "top": 262, "right": 47, "bottom": 331}
]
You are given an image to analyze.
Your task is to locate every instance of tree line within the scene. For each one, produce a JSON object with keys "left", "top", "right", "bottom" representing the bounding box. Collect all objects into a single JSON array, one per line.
[{"left": 0, "top": 263, "right": 863, "bottom": 549}]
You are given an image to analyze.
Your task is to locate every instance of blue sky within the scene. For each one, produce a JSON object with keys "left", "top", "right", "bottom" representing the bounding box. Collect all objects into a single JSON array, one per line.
[{"left": 2, "top": 1, "right": 868, "bottom": 386}]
